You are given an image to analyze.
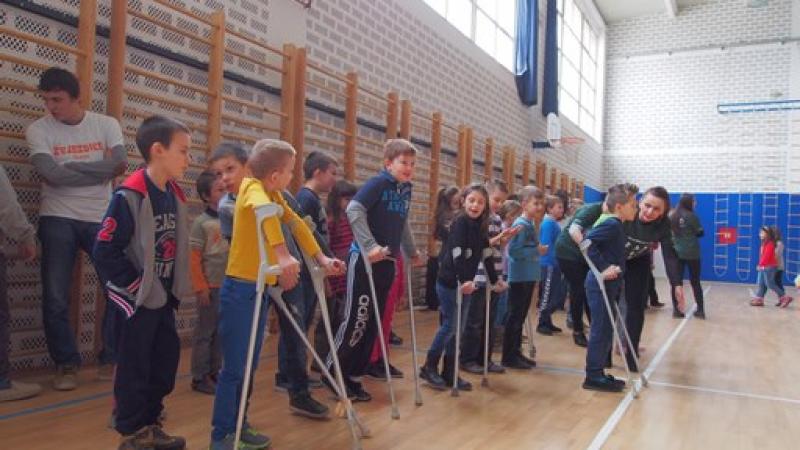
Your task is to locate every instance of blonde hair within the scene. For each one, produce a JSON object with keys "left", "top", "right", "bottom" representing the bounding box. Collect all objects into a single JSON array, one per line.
[
  {"left": 518, "top": 185, "right": 544, "bottom": 204},
  {"left": 248, "top": 139, "right": 296, "bottom": 180},
  {"left": 384, "top": 138, "right": 417, "bottom": 161},
  {"left": 499, "top": 199, "right": 522, "bottom": 221}
]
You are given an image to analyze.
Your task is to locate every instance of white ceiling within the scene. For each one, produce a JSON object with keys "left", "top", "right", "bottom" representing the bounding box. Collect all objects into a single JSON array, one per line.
[{"left": 594, "top": 0, "right": 713, "bottom": 23}]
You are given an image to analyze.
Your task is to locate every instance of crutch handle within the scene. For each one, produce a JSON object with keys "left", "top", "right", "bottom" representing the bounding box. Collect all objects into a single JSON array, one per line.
[{"left": 579, "top": 239, "right": 593, "bottom": 253}]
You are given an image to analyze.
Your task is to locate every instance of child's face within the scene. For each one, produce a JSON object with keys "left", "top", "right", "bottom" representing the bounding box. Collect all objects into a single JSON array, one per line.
[
  {"left": 759, "top": 229, "right": 767, "bottom": 240},
  {"left": 618, "top": 196, "right": 638, "bottom": 222},
  {"left": 523, "top": 196, "right": 545, "bottom": 220},
  {"left": 207, "top": 178, "right": 226, "bottom": 209},
  {"left": 504, "top": 210, "right": 521, "bottom": 226},
  {"left": 548, "top": 201, "right": 564, "bottom": 220},
  {"left": 489, "top": 189, "right": 508, "bottom": 214},
  {"left": 449, "top": 193, "right": 462, "bottom": 211},
  {"left": 154, "top": 131, "right": 191, "bottom": 180},
  {"left": 339, "top": 195, "right": 352, "bottom": 212},
  {"left": 463, "top": 190, "right": 486, "bottom": 219},
  {"left": 212, "top": 156, "right": 247, "bottom": 195},
  {"left": 385, "top": 154, "right": 415, "bottom": 183},
  {"left": 262, "top": 155, "right": 295, "bottom": 191},
  {"left": 316, "top": 164, "right": 339, "bottom": 193}
]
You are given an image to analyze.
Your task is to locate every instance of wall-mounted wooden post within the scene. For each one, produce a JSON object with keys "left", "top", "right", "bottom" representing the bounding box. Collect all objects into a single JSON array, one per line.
[
  {"left": 343, "top": 72, "right": 358, "bottom": 182},
  {"left": 385, "top": 92, "right": 398, "bottom": 139},
  {"left": 206, "top": 9, "right": 225, "bottom": 152},
  {"left": 428, "top": 112, "right": 442, "bottom": 256}
]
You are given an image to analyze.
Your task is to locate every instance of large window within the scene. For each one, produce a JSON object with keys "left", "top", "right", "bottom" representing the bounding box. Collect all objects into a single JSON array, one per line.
[
  {"left": 557, "top": 0, "right": 603, "bottom": 140},
  {"left": 423, "top": 0, "right": 517, "bottom": 71}
]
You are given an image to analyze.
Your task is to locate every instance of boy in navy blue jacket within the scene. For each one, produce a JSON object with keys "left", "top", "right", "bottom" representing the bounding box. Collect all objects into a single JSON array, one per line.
[
  {"left": 94, "top": 116, "right": 192, "bottom": 450},
  {"left": 582, "top": 184, "right": 638, "bottom": 393},
  {"left": 326, "top": 139, "right": 421, "bottom": 401}
]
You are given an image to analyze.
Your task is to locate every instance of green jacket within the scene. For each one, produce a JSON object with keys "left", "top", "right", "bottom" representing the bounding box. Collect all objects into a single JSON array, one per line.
[{"left": 671, "top": 211, "right": 703, "bottom": 260}]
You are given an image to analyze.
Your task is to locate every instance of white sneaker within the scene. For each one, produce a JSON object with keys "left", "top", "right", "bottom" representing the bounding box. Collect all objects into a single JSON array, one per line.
[
  {"left": 53, "top": 365, "right": 78, "bottom": 391},
  {"left": 0, "top": 380, "right": 42, "bottom": 402}
]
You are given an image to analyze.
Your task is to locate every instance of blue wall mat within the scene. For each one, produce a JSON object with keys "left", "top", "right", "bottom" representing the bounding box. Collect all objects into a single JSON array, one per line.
[{"left": 584, "top": 185, "right": 603, "bottom": 203}]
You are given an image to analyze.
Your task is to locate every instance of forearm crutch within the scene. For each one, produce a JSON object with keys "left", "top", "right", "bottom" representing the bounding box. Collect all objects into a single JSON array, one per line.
[
  {"left": 451, "top": 247, "right": 463, "bottom": 397},
  {"left": 299, "top": 251, "right": 370, "bottom": 442},
  {"left": 579, "top": 241, "right": 647, "bottom": 397},
  {"left": 403, "top": 251, "right": 423, "bottom": 406},
  {"left": 481, "top": 248, "right": 494, "bottom": 388},
  {"left": 234, "top": 204, "right": 281, "bottom": 447},
  {"left": 357, "top": 242, "right": 400, "bottom": 420},
  {"left": 525, "top": 304, "right": 536, "bottom": 359}
]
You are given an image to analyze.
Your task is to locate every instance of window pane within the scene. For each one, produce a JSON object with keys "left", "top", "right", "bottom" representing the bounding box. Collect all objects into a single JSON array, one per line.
[
  {"left": 475, "top": 11, "right": 496, "bottom": 55},
  {"left": 562, "top": 27, "right": 581, "bottom": 67},
  {"left": 582, "top": 51, "right": 596, "bottom": 86},
  {"left": 424, "top": 0, "right": 446, "bottom": 16},
  {"left": 557, "top": 15, "right": 563, "bottom": 49},
  {"left": 447, "top": 0, "right": 473, "bottom": 37},
  {"left": 582, "top": 24, "right": 597, "bottom": 57},
  {"left": 565, "top": 0, "right": 582, "bottom": 35},
  {"left": 497, "top": 31, "right": 514, "bottom": 70},
  {"left": 580, "top": 107, "right": 594, "bottom": 133},
  {"left": 560, "top": 88, "right": 580, "bottom": 124},
  {"left": 497, "top": 0, "right": 516, "bottom": 36},
  {"left": 478, "top": 0, "right": 497, "bottom": 17},
  {"left": 561, "top": 58, "right": 580, "bottom": 98},
  {"left": 581, "top": 79, "right": 595, "bottom": 112}
]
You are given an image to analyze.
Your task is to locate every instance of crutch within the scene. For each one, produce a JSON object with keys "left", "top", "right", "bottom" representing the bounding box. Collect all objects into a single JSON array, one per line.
[
  {"left": 357, "top": 242, "right": 400, "bottom": 420},
  {"left": 525, "top": 305, "right": 536, "bottom": 359},
  {"left": 451, "top": 247, "right": 463, "bottom": 397},
  {"left": 579, "top": 240, "right": 648, "bottom": 397},
  {"left": 299, "top": 251, "right": 370, "bottom": 442},
  {"left": 403, "top": 251, "right": 423, "bottom": 406},
  {"left": 234, "top": 203, "right": 281, "bottom": 447},
  {"left": 481, "top": 248, "right": 494, "bottom": 388}
]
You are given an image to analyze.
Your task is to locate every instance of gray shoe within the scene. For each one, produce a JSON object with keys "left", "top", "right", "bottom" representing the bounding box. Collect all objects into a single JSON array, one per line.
[
  {"left": 241, "top": 423, "right": 271, "bottom": 449},
  {"left": 0, "top": 380, "right": 42, "bottom": 402},
  {"left": 54, "top": 365, "right": 78, "bottom": 391}
]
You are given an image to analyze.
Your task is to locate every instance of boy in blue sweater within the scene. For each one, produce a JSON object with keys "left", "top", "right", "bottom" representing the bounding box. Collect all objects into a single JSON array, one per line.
[
  {"left": 537, "top": 195, "right": 565, "bottom": 335},
  {"left": 94, "top": 116, "right": 193, "bottom": 450},
  {"left": 582, "top": 184, "right": 638, "bottom": 393}
]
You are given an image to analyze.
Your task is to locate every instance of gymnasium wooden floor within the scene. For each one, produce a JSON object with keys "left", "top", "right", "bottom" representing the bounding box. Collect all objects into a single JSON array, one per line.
[{"left": 2, "top": 280, "right": 800, "bottom": 449}]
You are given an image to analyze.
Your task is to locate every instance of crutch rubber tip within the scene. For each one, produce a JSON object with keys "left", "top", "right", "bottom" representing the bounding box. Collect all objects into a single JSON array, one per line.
[
  {"left": 450, "top": 389, "right": 459, "bottom": 397},
  {"left": 391, "top": 408, "right": 400, "bottom": 420},
  {"left": 415, "top": 399, "right": 423, "bottom": 407},
  {"left": 481, "top": 379, "right": 489, "bottom": 387},
  {"left": 334, "top": 402, "right": 346, "bottom": 418}
]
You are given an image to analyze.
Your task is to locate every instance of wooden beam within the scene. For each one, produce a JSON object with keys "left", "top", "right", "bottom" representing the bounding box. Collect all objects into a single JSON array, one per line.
[
  {"left": 456, "top": 125, "right": 467, "bottom": 186},
  {"left": 400, "top": 100, "right": 411, "bottom": 139},
  {"left": 385, "top": 92, "right": 398, "bottom": 139},
  {"left": 106, "top": 0, "right": 126, "bottom": 120},
  {"left": 484, "top": 138, "right": 493, "bottom": 181},
  {"left": 522, "top": 155, "right": 531, "bottom": 186},
  {"left": 76, "top": 0, "right": 97, "bottom": 109},
  {"left": 464, "top": 128, "right": 473, "bottom": 184},
  {"left": 428, "top": 112, "right": 442, "bottom": 256},
  {"left": 280, "top": 44, "right": 296, "bottom": 143},
  {"left": 343, "top": 72, "right": 358, "bottom": 182},
  {"left": 290, "top": 47, "right": 307, "bottom": 192},
  {"left": 206, "top": 9, "right": 225, "bottom": 153}
]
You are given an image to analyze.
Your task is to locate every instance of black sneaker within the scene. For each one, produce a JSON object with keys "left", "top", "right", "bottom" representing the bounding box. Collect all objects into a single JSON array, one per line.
[
  {"left": 487, "top": 361, "right": 506, "bottom": 374},
  {"left": 673, "top": 310, "right": 685, "bottom": 319},
  {"left": 694, "top": 310, "right": 706, "bottom": 320},
  {"left": 573, "top": 332, "right": 588, "bottom": 347},
  {"left": 650, "top": 300, "right": 665, "bottom": 308},
  {"left": 388, "top": 363, "right": 404, "bottom": 378},
  {"left": 536, "top": 324, "right": 554, "bottom": 336},
  {"left": 518, "top": 354, "right": 537, "bottom": 367},
  {"left": 321, "top": 375, "right": 355, "bottom": 400},
  {"left": 550, "top": 324, "right": 563, "bottom": 333},
  {"left": 461, "top": 361, "right": 483, "bottom": 374},
  {"left": 605, "top": 374, "right": 626, "bottom": 389},
  {"left": 290, "top": 391, "right": 330, "bottom": 419},
  {"left": 349, "top": 382, "right": 372, "bottom": 402},
  {"left": 502, "top": 358, "right": 533, "bottom": 370},
  {"left": 274, "top": 373, "right": 290, "bottom": 393},
  {"left": 419, "top": 366, "right": 447, "bottom": 390},
  {"left": 583, "top": 375, "right": 624, "bottom": 393},
  {"left": 191, "top": 377, "right": 216, "bottom": 395},
  {"left": 390, "top": 331, "right": 403, "bottom": 346},
  {"left": 365, "top": 363, "right": 386, "bottom": 380},
  {"left": 454, "top": 376, "right": 472, "bottom": 391}
]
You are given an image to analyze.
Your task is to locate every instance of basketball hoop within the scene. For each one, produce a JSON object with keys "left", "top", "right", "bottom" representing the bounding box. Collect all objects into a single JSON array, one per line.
[
  {"left": 560, "top": 136, "right": 585, "bottom": 146},
  {"left": 547, "top": 113, "right": 561, "bottom": 147}
]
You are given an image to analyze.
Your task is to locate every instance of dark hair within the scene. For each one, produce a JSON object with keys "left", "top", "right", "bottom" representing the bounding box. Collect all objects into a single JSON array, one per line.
[
  {"left": 761, "top": 225, "right": 776, "bottom": 242},
  {"left": 771, "top": 225, "right": 782, "bottom": 242},
  {"left": 433, "top": 186, "right": 460, "bottom": 239},
  {"left": 38, "top": 67, "right": 80, "bottom": 99},
  {"left": 606, "top": 183, "right": 637, "bottom": 211},
  {"left": 328, "top": 179, "right": 357, "bottom": 222},
  {"left": 670, "top": 193, "right": 695, "bottom": 233},
  {"left": 499, "top": 199, "right": 522, "bottom": 221},
  {"left": 643, "top": 186, "right": 671, "bottom": 216},
  {"left": 209, "top": 142, "right": 248, "bottom": 165},
  {"left": 546, "top": 194, "right": 564, "bottom": 212},
  {"left": 518, "top": 185, "right": 544, "bottom": 204},
  {"left": 303, "top": 151, "right": 338, "bottom": 180},
  {"left": 456, "top": 183, "right": 492, "bottom": 236},
  {"left": 554, "top": 189, "right": 570, "bottom": 209},
  {"left": 485, "top": 179, "right": 509, "bottom": 194},
  {"left": 135, "top": 116, "right": 190, "bottom": 161},
  {"left": 196, "top": 170, "right": 216, "bottom": 203}
]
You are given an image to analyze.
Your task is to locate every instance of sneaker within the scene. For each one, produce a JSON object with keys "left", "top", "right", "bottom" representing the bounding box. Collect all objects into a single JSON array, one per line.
[
  {"left": 118, "top": 426, "right": 152, "bottom": 450},
  {"left": 321, "top": 375, "right": 354, "bottom": 400},
  {"left": 779, "top": 296, "right": 794, "bottom": 308},
  {"left": 289, "top": 391, "right": 330, "bottom": 419},
  {"left": 693, "top": 309, "right": 706, "bottom": 319},
  {"left": 605, "top": 374, "right": 626, "bottom": 389},
  {"left": 388, "top": 363, "right": 404, "bottom": 378},
  {"left": 390, "top": 331, "right": 403, "bottom": 346},
  {"left": 365, "top": 363, "right": 386, "bottom": 380},
  {"left": 673, "top": 310, "right": 686, "bottom": 318},
  {"left": 53, "top": 365, "right": 78, "bottom": 391},
  {"left": 452, "top": 376, "right": 472, "bottom": 391},
  {"left": 536, "top": 324, "right": 554, "bottom": 336},
  {"left": 518, "top": 354, "right": 537, "bottom": 367},
  {"left": 241, "top": 422, "right": 271, "bottom": 449},
  {"left": 0, "top": 380, "right": 41, "bottom": 402},
  {"left": 308, "top": 377, "right": 324, "bottom": 389},
  {"left": 208, "top": 434, "right": 239, "bottom": 450},
  {"left": 487, "top": 361, "right": 506, "bottom": 374},
  {"left": 502, "top": 358, "right": 533, "bottom": 370},
  {"left": 97, "top": 363, "right": 115, "bottom": 381},
  {"left": 583, "top": 375, "right": 624, "bottom": 393},
  {"left": 650, "top": 300, "right": 665, "bottom": 308},
  {"left": 349, "top": 382, "right": 372, "bottom": 402},
  {"left": 419, "top": 366, "right": 447, "bottom": 390},
  {"left": 274, "top": 374, "right": 290, "bottom": 393},
  {"left": 750, "top": 297, "right": 764, "bottom": 307},
  {"left": 573, "top": 332, "right": 588, "bottom": 348},
  {"left": 565, "top": 315, "right": 574, "bottom": 330},
  {"left": 192, "top": 376, "right": 216, "bottom": 395},
  {"left": 150, "top": 425, "right": 186, "bottom": 450},
  {"left": 461, "top": 361, "right": 483, "bottom": 374}
]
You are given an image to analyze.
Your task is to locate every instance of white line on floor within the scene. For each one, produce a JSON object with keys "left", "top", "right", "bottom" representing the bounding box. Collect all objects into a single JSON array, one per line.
[{"left": 649, "top": 381, "right": 800, "bottom": 405}]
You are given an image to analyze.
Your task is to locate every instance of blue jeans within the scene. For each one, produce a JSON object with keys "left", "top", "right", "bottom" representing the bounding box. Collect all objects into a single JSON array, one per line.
[
  {"left": 38, "top": 216, "right": 118, "bottom": 366},
  {"left": 756, "top": 267, "right": 784, "bottom": 298},
  {"left": 428, "top": 282, "right": 472, "bottom": 362},
  {"left": 211, "top": 277, "right": 269, "bottom": 441},
  {"left": 585, "top": 273, "right": 621, "bottom": 378},
  {"left": 538, "top": 265, "right": 565, "bottom": 327},
  {"left": 275, "top": 264, "right": 316, "bottom": 394}
]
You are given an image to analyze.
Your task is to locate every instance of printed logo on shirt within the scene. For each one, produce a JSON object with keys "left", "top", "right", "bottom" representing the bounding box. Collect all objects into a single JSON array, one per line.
[
  {"left": 381, "top": 189, "right": 409, "bottom": 216},
  {"left": 97, "top": 217, "right": 117, "bottom": 242},
  {"left": 52, "top": 142, "right": 104, "bottom": 158},
  {"left": 625, "top": 236, "right": 651, "bottom": 260},
  {"left": 154, "top": 213, "right": 176, "bottom": 280}
]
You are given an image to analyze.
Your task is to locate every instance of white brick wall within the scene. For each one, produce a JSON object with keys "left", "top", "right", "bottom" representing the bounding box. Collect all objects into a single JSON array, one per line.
[{"left": 604, "top": 0, "right": 799, "bottom": 193}]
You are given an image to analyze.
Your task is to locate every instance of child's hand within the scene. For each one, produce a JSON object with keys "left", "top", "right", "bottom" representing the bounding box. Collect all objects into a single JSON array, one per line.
[
  {"left": 538, "top": 244, "right": 549, "bottom": 255},
  {"left": 461, "top": 281, "right": 477, "bottom": 295},
  {"left": 493, "top": 279, "right": 508, "bottom": 293},
  {"left": 318, "top": 255, "right": 345, "bottom": 276},
  {"left": 196, "top": 290, "right": 211, "bottom": 307},
  {"left": 367, "top": 246, "right": 390, "bottom": 263},
  {"left": 494, "top": 225, "right": 522, "bottom": 245},
  {"left": 601, "top": 265, "right": 622, "bottom": 280},
  {"left": 16, "top": 241, "right": 36, "bottom": 261},
  {"left": 278, "top": 255, "right": 301, "bottom": 291}
]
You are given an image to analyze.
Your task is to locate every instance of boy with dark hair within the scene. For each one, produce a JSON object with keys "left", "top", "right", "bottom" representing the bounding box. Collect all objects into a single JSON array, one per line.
[
  {"left": 93, "top": 115, "right": 193, "bottom": 449},
  {"left": 189, "top": 171, "right": 228, "bottom": 395},
  {"left": 208, "top": 143, "right": 249, "bottom": 241},
  {"left": 582, "top": 184, "right": 638, "bottom": 392},
  {"left": 28, "top": 66, "right": 128, "bottom": 389},
  {"left": 297, "top": 151, "right": 338, "bottom": 244},
  {"left": 327, "top": 138, "right": 421, "bottom": 401}
]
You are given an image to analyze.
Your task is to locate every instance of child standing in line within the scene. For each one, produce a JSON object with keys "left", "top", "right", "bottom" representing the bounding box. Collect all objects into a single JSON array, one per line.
[
  {"left": 425, "top": 186, "right": 462, "bottom": 311},
  {"left": 419, "top": 184, "right": 504, "bottom": 391},
  {"left": 772, "top": 226, "right": 786, "bottom": 296},
  {"left": 93, "top": 116, "right": 193, "bottom": 450},
  {"left": 189, "top": 171, "right": 228, "bottom": 395},
  {"left": 502, "top": 186, "right": 547, "bottom": 370},
  {"left": 209, "top": 139, "right": 342, "bottom": 449},
  {"left": 751, "top": 226, "right": 792, "bottom": 307},
  {"left": 493, "top": 200, "right": 522, "bottom": 339},
  {"left": 582, "top": 184, "right": 638, "bottom": 393},
  {"left": 537, "top": 195, "right": 565, "bottom": 335}
]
